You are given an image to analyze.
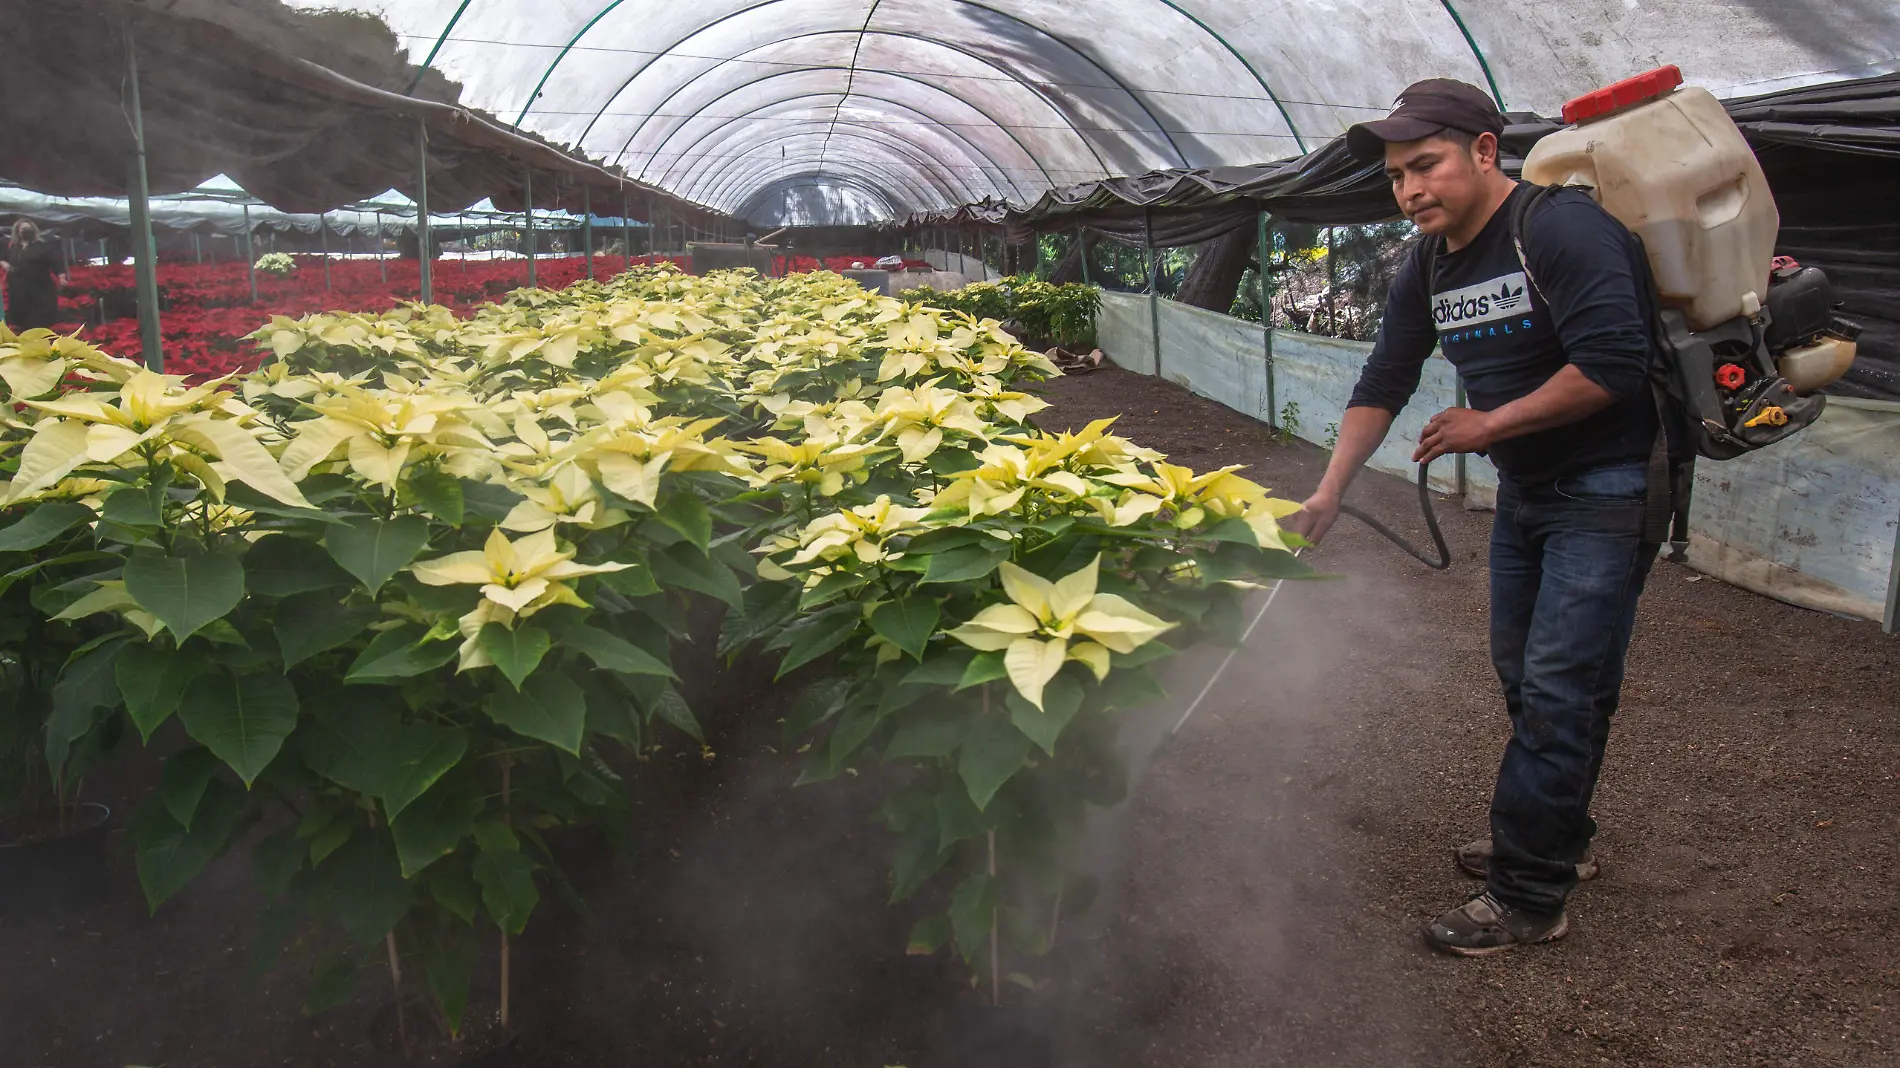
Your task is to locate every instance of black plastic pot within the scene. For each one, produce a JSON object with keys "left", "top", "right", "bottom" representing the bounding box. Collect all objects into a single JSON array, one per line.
[{"left": 0, "top": 801, "right": 113, "bottom": 916}]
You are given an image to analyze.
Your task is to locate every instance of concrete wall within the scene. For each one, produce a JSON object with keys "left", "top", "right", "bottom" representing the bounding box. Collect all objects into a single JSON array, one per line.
[
  {"left": 1095, "top": 290, "right": 1900, "bottom": 626},
  {"left": 922, "top": 249, "right": 989, "bottom": 280}
]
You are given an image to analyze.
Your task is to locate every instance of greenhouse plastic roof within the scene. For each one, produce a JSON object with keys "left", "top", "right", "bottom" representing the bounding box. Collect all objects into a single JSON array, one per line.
[{"left": 292, "top": 0, "right": 1900, "bottom": 225}]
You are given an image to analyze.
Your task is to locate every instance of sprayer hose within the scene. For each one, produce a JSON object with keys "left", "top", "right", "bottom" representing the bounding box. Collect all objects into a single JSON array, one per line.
[{"left": 1337, "top": 461, "right": 1452, "bottom": 571}]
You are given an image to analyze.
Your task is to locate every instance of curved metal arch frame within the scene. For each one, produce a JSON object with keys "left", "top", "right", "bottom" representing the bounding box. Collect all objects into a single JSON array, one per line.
[
  {"left": 693, "top": 125, "right": 970, "bottom": 211},
  {"left": 735, "top": 166, "right": 926, "bottom": 216},
  {"left": 1142, "top": 0, "right": 1306, "bottom": 152},
  {"left": 721, "top": 158, "right": 943, "bottom": 215},
  {"left": 637, "top": 76, "right": 1033, "bottom": 201},
  {"left": 683, "top": 114, "right": 994, "bottom": 207},
  {"left": 946, "top": 0, "right": 1188, "bottom": 166},
  {"left": 1436, "top": 0, "right": 1506, "bottom": 109},
  {"left": 706, "top": 152, "right": 941, "bottom": 213},
  {"left": 657, "top": 93, "right": 1018, "bottom": 207},
  {"left": 701, "top": 148, "right": 950, "bottom": 216},
  {"left": 683, "top": 124, "right": 959, "bottom": 209},
  {"left": 518, "top": 0, "right": 1186, "bottom": 167},
  {"left": 737, "top": 173, "right": 901, "bottom": 221},
  {"left": 587, "top": 28, "right": 1087, "bottom": 184},
  {"left": 406, "top": 0, "right": 479, "bottom": 94},
  {"left": 692, "top": 123, "right": 991, "bottom": 212},
  {"left": 727, "top": 166, "right": 928, "bottom": 221},
  {"left": 710, "top": 145, "right": 951, "bottom": 211},
  {"left": 624, "top": 67, "right": 1053, "bottom": 198},
  {"left": 655, "top": 89, "right": 1022, "bottom": 202}
]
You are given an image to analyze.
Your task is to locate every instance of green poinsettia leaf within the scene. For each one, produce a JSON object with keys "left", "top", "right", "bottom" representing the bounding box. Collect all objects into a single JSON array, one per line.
[
  {"left": 478, "top": 623, "right": 552, "bottom": 691},
  {"left": 322, "top": 515, "right": 429, "bottom": 595},
  {"left": 869, "top": 597, "right": 938, "bottom": 661},
  {"left": 178, "top": 670, "right": 300, "bottom": 787},
  {"left": 124, "top": 548, "right": 244, "bottom": 640}
]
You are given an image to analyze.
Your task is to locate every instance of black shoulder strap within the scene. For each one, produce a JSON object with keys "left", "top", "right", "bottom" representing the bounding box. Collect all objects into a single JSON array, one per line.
[
  {"left": 1507, "top": 183, "right": 1563, "bottom": 305},
  {"left": 1424, "top": 183, "right": 1559, "bottom": 308}
]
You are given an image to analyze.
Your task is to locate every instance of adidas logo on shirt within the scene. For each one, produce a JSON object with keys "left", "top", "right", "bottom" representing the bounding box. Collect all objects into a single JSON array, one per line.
[{"left": 1433, "top": 272, "right": 1531, "bottom": 328}]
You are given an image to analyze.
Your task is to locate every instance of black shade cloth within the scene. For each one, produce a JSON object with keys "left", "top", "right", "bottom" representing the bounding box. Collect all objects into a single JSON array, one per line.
[{"left": 0, "top": 0, "right": 730, "bottom": 228}]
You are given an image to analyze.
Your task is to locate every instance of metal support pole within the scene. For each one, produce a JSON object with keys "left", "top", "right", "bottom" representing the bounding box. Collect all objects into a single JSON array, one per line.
[
  {"left": 416, "top": 119, "right": 433, "bottom": 305},
  {"left": 1144, "top": 207, "right": 1162, "bottom": 379},
  {"left": 193, "top": 233, "right": 202, "bottom": 264},
  {"left": 1885, "top": 506, "right": 1900, "bottom": 634},
  {"left": 243, "top": 203, "right": 257, "bottom": 304},
  {"left": 123, "top": 27, "right": 162, "bottom": 370},
  {"left": 583, "top": 185, "right": 595, "bottom": 280},
  {"left": 1258, "top": 210, "right": 1276, "bottom": 427},
  {"left": 1076, "top": 222, "right": 1091, "bottom": 286},
  {"left": 319, "top": 213, "right": 332, "bottom": 292},
  {"left": 523, "top": 166, "right": 536, "bottom": 289},
  {"left": 375, "top": 211, "right": 387, "bottom": 284},
  {"left": 621, "top": 192, "right": 632, "bottom": 269},
  {"left": 460, "top": 213, "right": 468, "bottom": 263},
  {"left": 1325, "top": 226, "right": 1338, "bottom": 336}
]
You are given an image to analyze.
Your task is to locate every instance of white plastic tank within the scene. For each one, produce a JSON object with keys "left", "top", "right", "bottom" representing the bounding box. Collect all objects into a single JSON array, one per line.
[{"left": 1524, "top": 66, "right": 1779, "bottom": 332}]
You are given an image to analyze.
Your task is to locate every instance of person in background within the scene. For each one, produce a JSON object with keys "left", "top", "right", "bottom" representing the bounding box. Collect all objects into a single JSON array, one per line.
[
  {"left": 1285, "top": 79, "right": 1663, "bottom": 956},
  {"left": 2, "top": 219, "right": 71, "bottom": 331}
]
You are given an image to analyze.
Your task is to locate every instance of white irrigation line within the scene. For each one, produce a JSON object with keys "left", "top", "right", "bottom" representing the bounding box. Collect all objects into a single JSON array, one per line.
[{"left": 1171, "top": 548, "right": 1304, "bottom": 736}]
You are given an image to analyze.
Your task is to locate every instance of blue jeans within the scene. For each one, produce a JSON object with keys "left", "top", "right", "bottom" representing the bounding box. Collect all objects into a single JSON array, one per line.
[{"left": 1487, "top": 462, "right": 1657, "bottom": 915}]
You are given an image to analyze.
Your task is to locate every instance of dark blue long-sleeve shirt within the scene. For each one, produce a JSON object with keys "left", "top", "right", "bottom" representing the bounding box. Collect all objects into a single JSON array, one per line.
[{"left": 1348, "top": 183, "right": 1657, "bottom": 483}]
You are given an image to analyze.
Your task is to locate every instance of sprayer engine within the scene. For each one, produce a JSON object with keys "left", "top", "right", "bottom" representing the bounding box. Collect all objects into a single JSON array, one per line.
[{"left": 1653, "top": 270, "right": 1860, "bottom": 458}]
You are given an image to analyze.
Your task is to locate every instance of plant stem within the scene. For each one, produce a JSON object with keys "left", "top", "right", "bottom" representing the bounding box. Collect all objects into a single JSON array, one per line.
[
  {"left": 1049, "top": 888, "right": 1064, "bottom": 954},
  {"left": 988, "top": 828, "right": 1000, "bottom": 1009},
  {"left": 386, "top": 930, "right": 411, "bottom": 1057},
  {"left": 500, "top": 756, "right": 513, "bottom": 1030}
]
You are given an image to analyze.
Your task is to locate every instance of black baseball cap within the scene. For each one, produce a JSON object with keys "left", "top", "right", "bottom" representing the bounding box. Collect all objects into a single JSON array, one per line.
[{"left": 1346, "top": 79, "right": 1505, "bottom": 161}]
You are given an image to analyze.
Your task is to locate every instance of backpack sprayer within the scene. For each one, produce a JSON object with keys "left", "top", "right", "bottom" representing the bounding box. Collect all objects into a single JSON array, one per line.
[{"left": 1175, "top": 65, "right": 1859, "bottom": 735}]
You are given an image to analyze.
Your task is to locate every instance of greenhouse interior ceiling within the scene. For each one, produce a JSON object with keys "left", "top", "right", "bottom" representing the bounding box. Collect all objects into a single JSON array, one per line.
[{"left": 284, "top": 0, "right": 1900, "bottom": 225}]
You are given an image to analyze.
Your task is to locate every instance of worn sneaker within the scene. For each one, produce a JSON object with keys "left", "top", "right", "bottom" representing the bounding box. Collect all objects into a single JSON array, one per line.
[
  {"left": 1454, "top": 836, "right": 1599, "bottom": 881},
  {"left": 1425, "top": 890, "right": 1569, "bottom": 957}
]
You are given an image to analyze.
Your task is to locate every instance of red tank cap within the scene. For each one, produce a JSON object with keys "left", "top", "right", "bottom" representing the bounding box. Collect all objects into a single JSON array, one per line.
[{"left": 1562, "top": 65, "right": 1684, "bottom": 125}]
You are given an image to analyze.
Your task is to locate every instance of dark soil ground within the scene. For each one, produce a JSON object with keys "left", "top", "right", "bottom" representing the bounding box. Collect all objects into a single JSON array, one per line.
[{"left": 4, "top": 365, "right": 1897, "bottom": 1068}]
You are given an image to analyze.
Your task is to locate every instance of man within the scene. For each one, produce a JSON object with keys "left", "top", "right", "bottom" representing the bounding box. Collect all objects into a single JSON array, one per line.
[{"left": 1285, "top": 79, "right": 1663, "bottom": 956}]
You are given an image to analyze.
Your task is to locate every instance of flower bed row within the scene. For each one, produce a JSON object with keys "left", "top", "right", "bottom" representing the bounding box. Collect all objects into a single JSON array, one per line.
[
  {"left": 55, "top": 256, "right": 691, "bottom": 379},
  {"left": 55, "top": 255, "right": 921, "bottom": 382},
  {"left": 0, "top": 264, "right": 1308, "bottom": 1048}
]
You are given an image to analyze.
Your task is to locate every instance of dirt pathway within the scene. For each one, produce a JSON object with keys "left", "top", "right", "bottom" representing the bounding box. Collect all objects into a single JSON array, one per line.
[{"left": 1037, "top": 367, "right": 1900, "bottom": 1068}]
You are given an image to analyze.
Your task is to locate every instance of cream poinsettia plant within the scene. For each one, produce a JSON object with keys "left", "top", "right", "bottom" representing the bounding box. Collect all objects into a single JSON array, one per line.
[
  {"left": 947, "top": 556, "right": 1175, "bottom": 709},
  {"left": 0, "top": 262, "right": 1310, "bottom": 1029},
  {"left": 410, "top": 526, "right": 632, "bottom": 670}
]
